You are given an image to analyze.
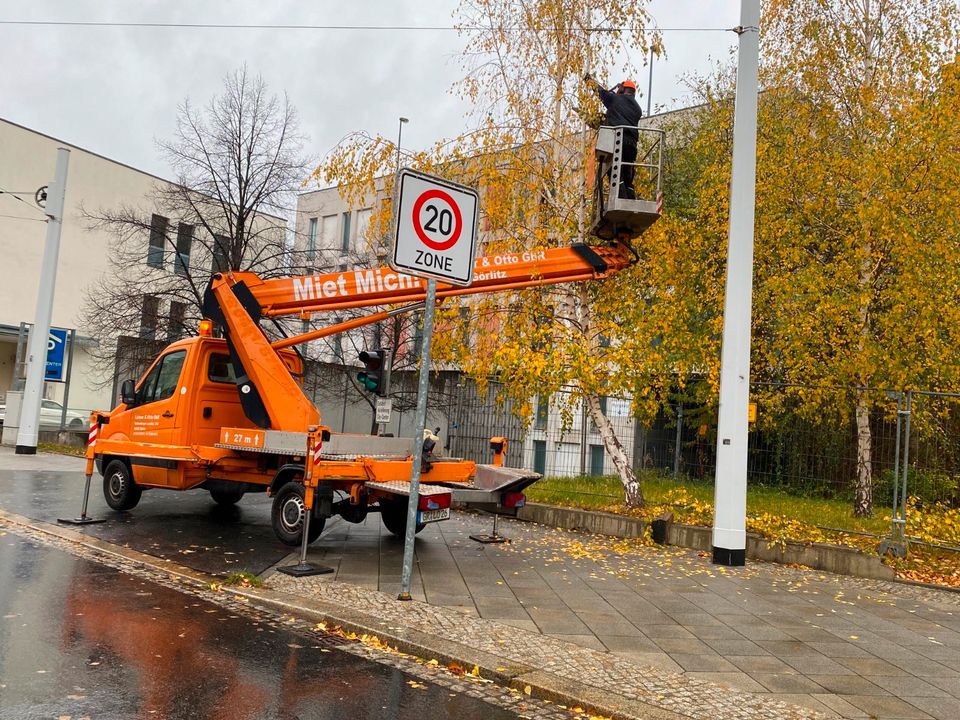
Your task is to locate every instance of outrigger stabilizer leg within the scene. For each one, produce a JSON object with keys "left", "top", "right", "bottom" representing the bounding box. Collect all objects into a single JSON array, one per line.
[
  {"left": 469, "top": 510, "right": 509, "bottom": 544},
  {"left": 278, "top": 428, "right": 333, "bottom": 577},
  {"left": 58, "top": 454, "right": 105, "bottom": 526}
]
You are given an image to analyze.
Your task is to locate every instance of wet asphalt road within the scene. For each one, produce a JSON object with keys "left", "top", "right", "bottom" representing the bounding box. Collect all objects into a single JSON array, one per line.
[
  {"left": 0, "top": 468, "right": 292, "bottom": 575},
  {"left": 0, "top": 532, "right": 521, "bottom": 720}
]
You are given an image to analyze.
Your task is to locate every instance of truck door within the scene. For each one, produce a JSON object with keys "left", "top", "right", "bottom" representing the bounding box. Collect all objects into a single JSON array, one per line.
[{"left": 129, "top": 349, "right": 187, "bottom": 487}]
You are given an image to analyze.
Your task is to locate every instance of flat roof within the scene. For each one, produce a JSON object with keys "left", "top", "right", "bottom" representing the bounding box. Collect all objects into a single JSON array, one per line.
[{"left": 1, "top": 116, "right": 287, "bottom": 223}]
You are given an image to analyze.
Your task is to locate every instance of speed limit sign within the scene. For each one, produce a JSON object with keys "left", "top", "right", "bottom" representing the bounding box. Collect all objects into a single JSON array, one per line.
[{"left": 392, "top": 169, "right": 479, "bottom": 286}]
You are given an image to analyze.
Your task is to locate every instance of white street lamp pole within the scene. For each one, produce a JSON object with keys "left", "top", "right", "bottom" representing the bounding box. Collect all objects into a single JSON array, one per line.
[
  {"left": 711, "top": 0, "right": 761, "bottom": 566},
  {"left": 17, "top": 148, "right": 71, "bottom": 454}
]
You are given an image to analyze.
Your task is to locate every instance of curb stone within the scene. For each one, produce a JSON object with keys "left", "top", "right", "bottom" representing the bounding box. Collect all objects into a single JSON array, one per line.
[
  {"left": 0, "top": 507, "right": 825, "bottom": 720},
  {"left": 515, "top": 503, "right": 896, "bottom": 581}
]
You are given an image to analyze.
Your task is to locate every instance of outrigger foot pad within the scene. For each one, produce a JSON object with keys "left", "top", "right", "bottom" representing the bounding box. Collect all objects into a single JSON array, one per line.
[
  {"left": 57, "top": 517, "right": 106, "bottom": 525},
  {"left": 277, "top": 563, "right": 334, "bottom": 577},
  {"left": 469, "top": 533, "right": 509, "bottom": 544}
]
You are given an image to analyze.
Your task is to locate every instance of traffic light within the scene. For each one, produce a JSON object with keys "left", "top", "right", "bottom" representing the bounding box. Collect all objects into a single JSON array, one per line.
[{"left": 357, "top": 349, "right": 385, "bottom": 395}]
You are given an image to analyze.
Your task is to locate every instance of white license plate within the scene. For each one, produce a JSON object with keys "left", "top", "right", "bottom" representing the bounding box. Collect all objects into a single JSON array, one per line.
[{"left": 417, "top": 508, "right": 451, "bottom": 524}]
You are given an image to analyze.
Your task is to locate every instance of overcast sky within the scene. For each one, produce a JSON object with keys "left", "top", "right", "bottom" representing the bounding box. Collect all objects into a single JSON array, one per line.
[{"left": 0, "top": 1, "right": 740, "bottom": 182}]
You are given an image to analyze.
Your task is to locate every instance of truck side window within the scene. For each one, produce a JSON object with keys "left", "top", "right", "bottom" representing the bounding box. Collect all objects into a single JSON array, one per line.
[
  {"left": 208, "top": 353, "right": 236, "bottom": 384},
  {"left": 138, "top": 350, "right": 187, "bottom": 404}
]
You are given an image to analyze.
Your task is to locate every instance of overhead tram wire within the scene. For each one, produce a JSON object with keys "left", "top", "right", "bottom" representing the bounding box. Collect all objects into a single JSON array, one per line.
[
  {"left": 0, "top": 186, "right": 48, "bottom": 218},
  {"left": 0, "top": 19, "right": 729, "bottom": 33}
]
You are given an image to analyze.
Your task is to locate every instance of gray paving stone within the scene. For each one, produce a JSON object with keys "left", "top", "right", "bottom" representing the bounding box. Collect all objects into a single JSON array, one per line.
[
  {"left": 754, "top": 673, "right": 828, "bottom": 694},
  {"left": 596, "top": 634, "right": 662, "bottom": 655},
  {"left": 546, "top": 633, "right": 607, "bottom": 651},
  {"left": 640, "top": 624, "right": 696, "bottom": 640},
  {"left": 685, "top": 671, "right": 768, "bottom": 693},
  {"left": 842, "top": 695, "right": 934, "bottom": 719},
  {"left": 899, "top": 695, "right": 960, "bottom": 720},
  {"left": 653, "top": 637, "right": 716, "bottom": 655},
  {"left": 757, "top": 640, "right": 828, "bottom": 657},
  {"left": 704, "top": 637, "right": 769, "bottom": 656},
  {"left": 809, "top": 693, "right": 872, "bottom": 719},
  {"left": 867, "top": 675, "right": 951, "bottom": 698},
  {"left": 687, "top": 623, "right": 750, "bottom": 641},
  {"left": 838, "top": 656, "right": 911, "bottom": 676},
  {"left": 782, "top": 654, "right": 857, "bottom": 676},
  {"left": 806, "top": 641, "right": 876, "bottom": 658},
  {"left": 806, "top": 674, "right": 889, "bottom": 696},
  {"left": 727, "top": 654, "right": 797, "bottom": 674},
  {"left": 671, "top": 653, "right": 739, "bottom": 673},
  {"left": 887, "top": 657, "right": 960, "bottom": 677}
]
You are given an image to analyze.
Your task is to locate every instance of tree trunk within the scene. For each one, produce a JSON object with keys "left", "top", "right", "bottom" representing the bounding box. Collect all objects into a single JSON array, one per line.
[
  {"left": 854, "top": 390, "right": 873, "bottom": 516},
  {"left": 586, "top": 393, "right": 644, "bottom": 507}
]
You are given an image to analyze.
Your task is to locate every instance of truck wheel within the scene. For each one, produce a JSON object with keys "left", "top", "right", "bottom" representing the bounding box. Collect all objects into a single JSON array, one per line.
[
  {"left": 102, "top": 459, "right": 142, "bottom": 512},
  {"left": 379, "top": 499, "right": 425, "bottom": 538},
  {"left": 271, "top": 482, "right": 325, "bottom": 546},
  {"left": 210, "top": 489, "right": 244, "bottom": 506}
]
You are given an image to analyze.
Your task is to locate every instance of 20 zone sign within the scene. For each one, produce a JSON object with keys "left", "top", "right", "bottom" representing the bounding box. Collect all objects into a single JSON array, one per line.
[{"left": 392, "top": 169, "right": 478, "bottom": 286}]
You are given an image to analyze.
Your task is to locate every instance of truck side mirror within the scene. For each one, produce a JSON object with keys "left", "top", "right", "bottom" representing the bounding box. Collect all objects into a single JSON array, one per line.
[{"left": 121, "top": 379, "right": 137, "bottom": 407}]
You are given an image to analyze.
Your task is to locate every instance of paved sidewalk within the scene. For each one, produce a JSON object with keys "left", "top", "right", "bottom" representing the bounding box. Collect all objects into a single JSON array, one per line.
[{"left": 267, "top": 511, "right": 960, "bottom": 720}]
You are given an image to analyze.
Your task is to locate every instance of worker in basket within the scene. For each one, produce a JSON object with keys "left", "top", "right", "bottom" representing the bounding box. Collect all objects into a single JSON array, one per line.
[{"left": 584, "top": 74, "right": 642, "bottom": 199}]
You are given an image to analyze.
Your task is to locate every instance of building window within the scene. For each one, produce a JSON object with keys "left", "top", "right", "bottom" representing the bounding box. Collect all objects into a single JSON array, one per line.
[
  {"left": 140, "top": 295, "right": 160, "bottom": 339},
  {"left": 147, "top": 214, "right": 168, "bottom": 268},
  {"left": 168, "top": 301, "right": 186, "bottom": 341},
  {"left": 307, "top": 217, "right": 318, "bottom": 263},
  {"left": 321, "top": 214, "right": 337, "bottom": 251},
  {"left": 356, "top": 208, "right": 372, "bottom": 248},
  {"left": 535, "top": 394, "right": 549, "bottom": 430},
  {"left": 340, "top": 212, "right": 352, "bottom": 254},
  {"left": 175, "top": 223, "right": 193, "bottom": 276},
  {"left": 589, "top": 444, "right": 605, "bottom": 476},
  {"left": 533, "top": 440, "right": 547, "bottom": 475},
  {"left": 211, "top": 235, "right": 229, "bottom": 272}
]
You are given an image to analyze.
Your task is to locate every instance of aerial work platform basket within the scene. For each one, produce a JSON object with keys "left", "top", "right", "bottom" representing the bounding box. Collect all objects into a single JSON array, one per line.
[{"left": 591, "top": 125, "right": 664, "bottom": 240}]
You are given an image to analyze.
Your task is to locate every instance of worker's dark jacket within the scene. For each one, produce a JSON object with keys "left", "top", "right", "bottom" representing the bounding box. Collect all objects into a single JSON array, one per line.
[{"left": 597, "top": 87, "right": 642, "bottom": 141}]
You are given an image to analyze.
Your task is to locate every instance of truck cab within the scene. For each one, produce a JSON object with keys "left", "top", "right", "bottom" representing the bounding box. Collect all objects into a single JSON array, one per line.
[{"left": 100, "top": 335, "right": 301, "bottom": 492}]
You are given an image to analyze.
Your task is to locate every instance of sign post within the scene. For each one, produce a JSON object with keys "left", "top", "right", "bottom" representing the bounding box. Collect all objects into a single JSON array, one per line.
[{"left": 392, "top": 169, "right": 478, "bottom": 600}]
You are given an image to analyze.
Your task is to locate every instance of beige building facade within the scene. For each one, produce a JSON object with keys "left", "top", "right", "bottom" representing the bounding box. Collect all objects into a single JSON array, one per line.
[
  {"left": 0, "top": 118, "right": 175, "bottom": 415},
  {"left": 0, "top": 118, "right": 287, "bottom": 429}
]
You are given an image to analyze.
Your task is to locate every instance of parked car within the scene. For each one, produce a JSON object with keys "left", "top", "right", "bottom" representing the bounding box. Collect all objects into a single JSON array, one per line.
[{"left": 0, "top": 398, "right": 87, "bottom": 430}]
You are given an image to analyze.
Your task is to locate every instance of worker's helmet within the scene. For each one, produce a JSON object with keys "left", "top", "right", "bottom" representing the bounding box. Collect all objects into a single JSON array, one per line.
[{"left": 621, "top": 79, "right": 637, "bottom": 90}]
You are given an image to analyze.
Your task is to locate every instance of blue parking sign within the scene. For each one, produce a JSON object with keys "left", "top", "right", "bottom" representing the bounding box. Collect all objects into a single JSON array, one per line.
[{"left": 45, "top": 328, "right": 68, "bottom": 382}]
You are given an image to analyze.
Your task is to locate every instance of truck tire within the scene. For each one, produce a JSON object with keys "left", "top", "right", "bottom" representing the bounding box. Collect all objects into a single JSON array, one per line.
[
  {"left": 102, "top": 459, "right": 142, "bottom": 512},
  {"left": 379, "top": 498, "right": 425, "bottom": 538},
  {"left": 271, "top": 482, "right": 325, "bottom": 546},
  {"left": 210, "top": 489, "right": 244, "bottom": 506}
]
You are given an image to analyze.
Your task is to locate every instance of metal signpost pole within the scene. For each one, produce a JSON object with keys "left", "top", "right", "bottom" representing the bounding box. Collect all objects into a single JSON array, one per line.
[
  {"left": 711, "top": 0, "right": 760, "bottom": 566},
  {"left": 60, "top": 328, "right": 76, "bottom": 431},
  {"left": 17, "top": 148, "right": 70, "bottom": 454},
  {"left": 398, "top": 277, "right": 436, "bottom": 600}
]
